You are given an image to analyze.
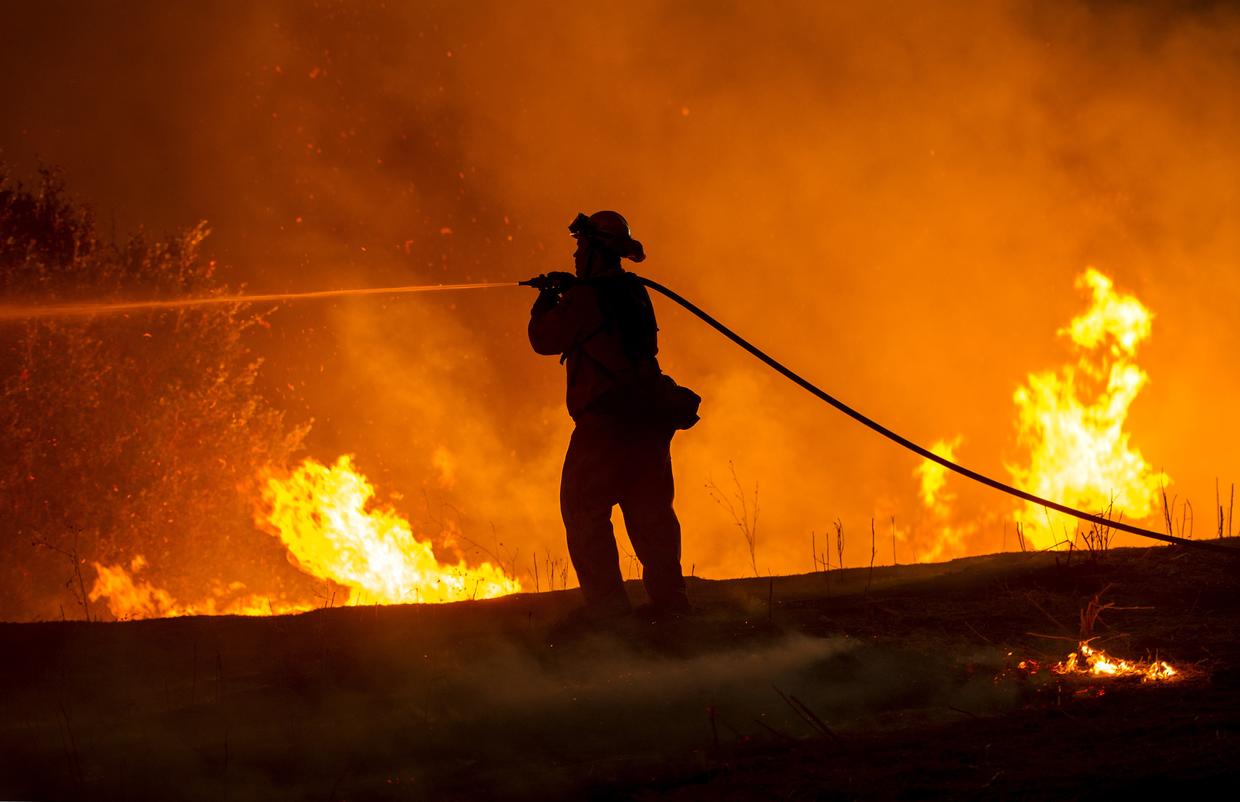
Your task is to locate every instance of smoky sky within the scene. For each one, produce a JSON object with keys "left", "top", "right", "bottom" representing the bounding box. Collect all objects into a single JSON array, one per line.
[{"left": 2, "top": 0, "right": 1239, "bottom": 583}]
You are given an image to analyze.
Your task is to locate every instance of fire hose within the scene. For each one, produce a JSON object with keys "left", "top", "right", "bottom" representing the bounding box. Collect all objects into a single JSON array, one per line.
[
  {"left": 524, "top": 271, "right": 1235, "bottom": 555},
  {"left": 627, "top": 275, "right": 1238, "bottom": 556},
  {"left": 5, "top": 272, "right": 1234, "bottom": 555}
]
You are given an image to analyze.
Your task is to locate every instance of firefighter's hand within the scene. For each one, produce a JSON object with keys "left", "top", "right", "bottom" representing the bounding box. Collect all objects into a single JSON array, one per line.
[
  {"left": 544, "top": 271, "right": 576, "bottom": 289},
  {"left": 521, "top": 271, "right": 577, "bottom": 292}
]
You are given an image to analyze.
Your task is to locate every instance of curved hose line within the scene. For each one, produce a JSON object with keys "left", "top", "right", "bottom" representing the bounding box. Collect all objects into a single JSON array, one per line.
[{"left": 637, "top": 275, "right": 1237, "bottom": 556}]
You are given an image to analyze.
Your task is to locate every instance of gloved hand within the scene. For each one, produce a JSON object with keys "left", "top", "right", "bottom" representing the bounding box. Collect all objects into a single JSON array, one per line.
[
  {"left": 520, "top": 271, "right": 577, "bottom": 292},
  {"left": 524, "top": 271, "right": 577, "bottom": 316}
]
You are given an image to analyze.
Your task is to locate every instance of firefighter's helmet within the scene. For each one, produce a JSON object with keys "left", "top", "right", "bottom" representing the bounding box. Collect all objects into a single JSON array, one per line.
[{"left": 568, "top": 210, "right": 645, "bottom": 263}]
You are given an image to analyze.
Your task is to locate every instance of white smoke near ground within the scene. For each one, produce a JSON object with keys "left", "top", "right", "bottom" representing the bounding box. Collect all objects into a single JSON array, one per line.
[{"left": 316, "top": 628, "right": 1022, "bottom": 799}]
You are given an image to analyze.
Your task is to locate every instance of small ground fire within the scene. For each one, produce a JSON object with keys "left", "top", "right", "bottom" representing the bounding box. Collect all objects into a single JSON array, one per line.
[{"left": 1052, "top": 641, "right": 1178, "bottom": 683}]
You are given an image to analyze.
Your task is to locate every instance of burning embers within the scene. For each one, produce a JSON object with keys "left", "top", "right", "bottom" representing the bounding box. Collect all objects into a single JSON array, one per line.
[
  {"left": 1051, "top": 641, "right": 1177, "bottom": 683},
  {"left": 1013, "top": 588, "right": 1183, "bottom": 686},
  {"left": 89, "top": 455, "right": 523, "bottom": 619},
  {"left": 1015, "top": 642, "right": 1180, "bottom": 686}
]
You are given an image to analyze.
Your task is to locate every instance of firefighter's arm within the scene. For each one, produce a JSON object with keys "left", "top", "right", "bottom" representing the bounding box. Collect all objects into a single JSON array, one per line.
[{"left": 528, "top": 284, "right": 602, "bottom": 356}]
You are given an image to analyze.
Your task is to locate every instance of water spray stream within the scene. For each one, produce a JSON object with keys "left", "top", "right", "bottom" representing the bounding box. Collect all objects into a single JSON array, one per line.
[{"left": 0, "top": 281, "right": 518, "bottom": 321}]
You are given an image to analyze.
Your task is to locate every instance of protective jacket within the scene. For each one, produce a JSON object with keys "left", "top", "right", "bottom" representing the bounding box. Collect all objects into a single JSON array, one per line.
[
  {"left": 529, "top": 269, "right": 688, "bottom": 615},
  {"left": 527, "top": 273, "right": 660, "bottom": 420}
]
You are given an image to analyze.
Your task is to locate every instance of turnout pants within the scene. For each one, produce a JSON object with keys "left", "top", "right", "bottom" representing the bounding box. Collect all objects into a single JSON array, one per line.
[{"left": 560, "top": 414, "right": 687, "bottom": 613}]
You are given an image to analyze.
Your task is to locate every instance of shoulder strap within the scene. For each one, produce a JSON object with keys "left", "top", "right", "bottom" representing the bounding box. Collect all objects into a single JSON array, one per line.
[{"left": 559, "top": 320, "right": 606, "bottom": 365}]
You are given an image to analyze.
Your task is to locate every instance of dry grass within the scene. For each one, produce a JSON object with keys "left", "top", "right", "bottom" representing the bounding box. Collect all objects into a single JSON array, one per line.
[
  {"left": 3, "top": 543, "right": 1236, "bottom": 800},
  {"left": 706, "top": 461, "right": 760, "bottom": 577}
]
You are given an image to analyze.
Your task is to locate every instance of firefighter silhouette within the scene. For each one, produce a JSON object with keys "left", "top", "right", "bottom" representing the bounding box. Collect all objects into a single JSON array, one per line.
[{"left": 528, "top": 211, "right": 693, "bottom": 619}]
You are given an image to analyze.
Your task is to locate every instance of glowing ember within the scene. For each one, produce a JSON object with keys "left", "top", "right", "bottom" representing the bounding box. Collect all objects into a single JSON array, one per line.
[
  {"left": 1052, "top": 641, "right": 1178, "bottom": 683},
  {"left": 1008, "top": 268, "right": 1169, "bottom": 549},
  {"left": 89, "top": 555, "right": 308, "bottom": 619},
  {"left": 259, "top": 455, "right": 523, "bottom": 604}
]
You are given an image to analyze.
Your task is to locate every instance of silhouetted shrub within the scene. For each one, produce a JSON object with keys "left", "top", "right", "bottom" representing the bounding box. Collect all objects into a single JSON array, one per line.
[{"left": 0, "top": 166, "right": 309, "bottom": 620}]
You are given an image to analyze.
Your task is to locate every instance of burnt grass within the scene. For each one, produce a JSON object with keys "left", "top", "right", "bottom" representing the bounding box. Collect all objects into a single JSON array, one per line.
[{"left": 2, "top": 542, "right": 1239, "bottom": 801}]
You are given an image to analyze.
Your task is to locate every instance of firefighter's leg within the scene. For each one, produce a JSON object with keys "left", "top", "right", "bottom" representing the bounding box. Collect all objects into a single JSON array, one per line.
[
  {"left": 560, "top": 424, "right": 629, "bottom": 614},
  {"left": 619, "top": 431, "right": 688, "bottom": 612}
]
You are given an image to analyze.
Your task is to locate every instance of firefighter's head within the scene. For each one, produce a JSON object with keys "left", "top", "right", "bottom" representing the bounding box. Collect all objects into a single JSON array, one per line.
[{"left": 569, "top": 211, "right": 644, "bottom": 277}]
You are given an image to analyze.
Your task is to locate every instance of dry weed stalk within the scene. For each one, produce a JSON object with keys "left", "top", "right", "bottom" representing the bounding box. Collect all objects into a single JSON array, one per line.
[
  {"left": 866, "top": 518, "right": 876, "bottom": 593},
  {"left": 316, "top": 580, "right": 339, "bottom": 610},
  {"left": 811, "top": 530, "right": 832, "bottom": 575},
  {"left": 811, "top": 529, "right": 832, "bottom": 587},
  {"left": 1076, "top": 585, "right": 1155, "bottom": 641},
  {"left": 833, "top": 518, "right": 844, "bottom": 571},
  {"left": 533, "top": 550, "right": 569, "bottom": 592},
  {"left": 1216, "top": 478, "right": 1233, "bottom": 539},
  {"left": 620, "top": 545, "right": 642, "bottom": 580},
  {"left": 1079, "top": 586, "right": 1115, "bottom": 639},
  {"left": 32, "top": 526, "right": 92, "bottom": 622},
  {"left": 706, "top": 461, "right": 760, "bottom": 577},
  {"left": 772, "top": 685, "right": 842, "bottom": 746},
  {"left": 1080, "top": 498, "right": 1120, "bottom": 558},
  {"left": 1161, "top": 482, "right": 1194, "bottom": 539}
]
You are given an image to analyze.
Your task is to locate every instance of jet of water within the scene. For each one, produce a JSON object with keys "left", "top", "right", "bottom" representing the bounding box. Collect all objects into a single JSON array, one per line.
[{"left": 0, "top": 281, "right": 518, "bottom": 321}]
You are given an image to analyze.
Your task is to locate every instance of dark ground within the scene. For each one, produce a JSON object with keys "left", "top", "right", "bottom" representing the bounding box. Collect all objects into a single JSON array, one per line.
[{"left": 2, "top": 541, "right": 1238, "bottom": 801}]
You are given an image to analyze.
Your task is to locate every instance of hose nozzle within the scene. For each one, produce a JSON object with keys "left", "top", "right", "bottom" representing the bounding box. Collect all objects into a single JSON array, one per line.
[{"left": 520, "top": 272, "right": 577, "bottom": 292}]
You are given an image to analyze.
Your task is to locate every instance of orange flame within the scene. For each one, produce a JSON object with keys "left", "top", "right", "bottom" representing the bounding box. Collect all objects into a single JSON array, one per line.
[
  {"left": 915, "top": 437, "right": 961, "bottom": 508},
  {"left": 89, "top": 555, "right": 308, "bottom": 619},
  {"left": 914, "top": 437, "right": 979, "bottom": 561},
  {"left": 1053, "top": 641, "right": 1178, "bottom": 682},
  {"left": 89, "top": 455, "right": 524, "bottom": 619},
  {"left": 1008, "top": 268, "right": 1169, "bottom": 549},
  {"left": 258, "top": 455, "right": 523, "bottom": 604}
]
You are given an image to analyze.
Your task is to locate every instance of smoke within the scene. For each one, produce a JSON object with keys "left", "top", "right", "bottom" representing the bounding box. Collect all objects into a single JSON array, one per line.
[
  {"left": 2, "top": 0, "right": 1239, "bottom": 605},
  {"left": 393, "top": 627, "right": 1021, "bottom": 801},
  {"left": 2, "top": 606, "right": 1024, "bottom": 799},
  {"left": 268, "top": 625, "right": 1011, "bottom": 794}
]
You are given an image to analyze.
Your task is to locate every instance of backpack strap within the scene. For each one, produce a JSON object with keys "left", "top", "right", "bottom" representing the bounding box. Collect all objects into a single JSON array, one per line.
[{"left": 559, "top": 320, "right": 607, "bottom": 365}]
